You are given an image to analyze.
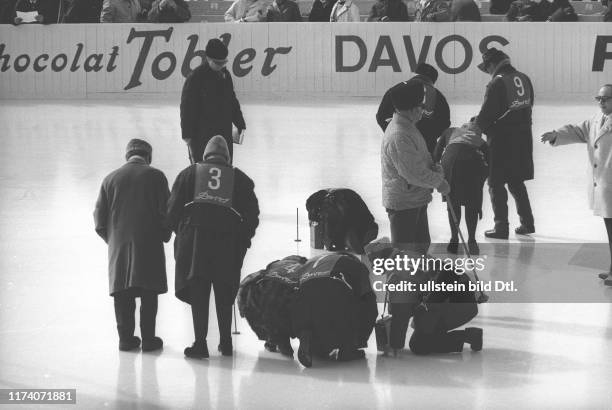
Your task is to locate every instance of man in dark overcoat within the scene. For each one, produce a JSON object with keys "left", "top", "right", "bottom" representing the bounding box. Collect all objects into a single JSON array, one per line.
[
  {"left": 376, "top": 63, "right": 451, "bottom": 154},
  {"left": 168, "top": 136, "right": 259, "bottom": 358},
  {"left": 474, "top": 48, "right": 535, "bottom": 239},
  {"left": 94, "top": 139, "right": 171, "bottom": 352},
  {"left": 180, "top": 38, "right": 246, "bottom": 164}
]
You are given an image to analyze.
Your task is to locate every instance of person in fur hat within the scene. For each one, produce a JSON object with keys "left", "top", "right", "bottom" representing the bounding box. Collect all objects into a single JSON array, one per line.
[
  {"left": 433, "top": 119, "right": 489, "bottom": 255},
  {"left": 168, "top": 136, "right": 259, "bottom": 358},
  {"left": 94, "top": 139, "right": 171, "bottom": 352}
]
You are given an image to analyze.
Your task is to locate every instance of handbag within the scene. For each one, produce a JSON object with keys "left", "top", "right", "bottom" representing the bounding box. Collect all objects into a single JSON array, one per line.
[{"left": 375, "top": 291, "right": 392, "bottom": 353}]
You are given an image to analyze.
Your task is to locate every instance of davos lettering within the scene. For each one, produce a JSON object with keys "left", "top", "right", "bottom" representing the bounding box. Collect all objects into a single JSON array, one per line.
[{"left": 335, "top": 34, "right": 510, "bottom": 74}]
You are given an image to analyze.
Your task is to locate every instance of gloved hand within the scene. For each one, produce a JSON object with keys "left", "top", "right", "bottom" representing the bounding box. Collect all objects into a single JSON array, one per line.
[{"left": 437, "top": 179, "right": 450, "bottom": 195}]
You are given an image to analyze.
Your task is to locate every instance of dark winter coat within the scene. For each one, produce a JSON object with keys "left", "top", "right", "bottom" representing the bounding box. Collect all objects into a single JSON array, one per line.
[
  {"left": 505, "top": 0, "right": 551, "bottom": 21},
  {"left": 308, "top": 0, "right": 336, "bottom": 21},
  {"left": 63, "top": 0, "right": 103, "bottom": 23},
  {"left": 449, "top": 0, "right": 481, "bottom": 20},
  {"left": 12, "top": 0, "right": 62, "bottom": 23},
  {"left": 377, "top": 74, "right": 451, "bottom": 154},
  {"left": 167, "top": 158, "right": 259, "bottom": 304},
  {"left": 475, "top": 63, "right": 534, "bottom": 185},
  {"left": 367, "top": 0, "right": 410, "bottom": 21},
  {"left": 180, "top": 61, "right": 246, "bottom": 160},
  {"left": 266, "top": 0, "right": 302, "bottom": 21},
  {"left": 147, "top": 0, "right": 190, "bottom": 22},
  {"left": 94, "top": 157, "right": 171, "bottom": 296}
]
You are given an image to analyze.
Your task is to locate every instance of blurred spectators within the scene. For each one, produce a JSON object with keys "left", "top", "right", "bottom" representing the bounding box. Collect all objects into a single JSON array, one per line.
[
  {"left": 449, "top": 0, "right": 481, "bottom": 20},
  {"left": 367, "top": 0, "right": 410, "bottom": 21},
  {"left": 12, "top": 0, "right": 63, "bottom": 24},
  {"left": 330, "top": 0, "right": 360, "bottom": 21},
  {"left": 547, "top": 0, "right": 577, "bottom": 21},
  {"left": 308, "top": 0, "right": 337, "bottom": 21},
  {"left": 415, "top": 0, "right": 451, "bottom": 21},
  {"left": 101, "top": 0, "right": 147, "bottom": 22},
  {"left": 605, "top": 0, "right": 612, "bottom": 22},
  {"left": 489, "top": 0, "right": 512, "bottom": 13},
  {"left": 147, "top": 0, "right": 190, "bottom": 22},
  {"left": 225, "top": 0, "right": 270, "bottom": 22},
  {"left": 266, "top": 0, "right": 301, "bottom": 21},
  {"left": 63, "top": 0, "right": 103, "bottom": 23}
]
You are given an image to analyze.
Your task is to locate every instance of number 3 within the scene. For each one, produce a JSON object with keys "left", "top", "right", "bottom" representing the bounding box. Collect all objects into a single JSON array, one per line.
[
  {"left": 208, "top": 167, "right": 221, "bottom": 189},
  {"left": 514, "top": 76, "right": 525, "bottom": 96}
]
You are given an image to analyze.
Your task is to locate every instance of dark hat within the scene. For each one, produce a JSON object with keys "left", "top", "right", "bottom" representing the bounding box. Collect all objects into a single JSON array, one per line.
[
  {"left": 203, "top": 135, "right": 230, "bottom": 164},
  {"left": 125, "top": 138, "right": 152, "bottom": 161},
  {"left": 205, "top": 38, "right": 229, "bottom": 61},
  {"left": 477, "top": 47, "right": 510, "bottom": 73},
  {"left": 414, "top": 62, "right": 438, "bottom": 84},
  {"left": 391, "top": 81, "right": 425, "bottom": 111}
]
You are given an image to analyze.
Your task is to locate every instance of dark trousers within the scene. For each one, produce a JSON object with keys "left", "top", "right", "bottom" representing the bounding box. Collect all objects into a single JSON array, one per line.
[
  {"left": 447, "top": 203, "right": 479, "bottom": 242},
  {"left": 189, "top": 278, "right": 233, "bottom": 344},
  {"left": 387, "top": 205, "right": 430, "bottom": 254},
  {"left": 605, "top": 218, "right": 612, "bottom": 271},
  {"left": 488, "top": 180, "right": 534, "bottom": 229},
  {"left": 113, "top": 290, "right": 158, "bottom": 341},
  {"left": 187, "top": 135, "right": 233, "bottom": 164}
]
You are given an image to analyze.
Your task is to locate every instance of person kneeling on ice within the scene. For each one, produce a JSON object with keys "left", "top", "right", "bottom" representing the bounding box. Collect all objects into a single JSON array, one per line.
[
  {"left": 292, "top": 251, "right": 378, "bottom": 368},
  {"left": 167, "top": 136, "right": 260, "bottom": 359},
  {"left": 367, "top": 244, "right": 483, "bottom": 356},
  {"left": 433, "top": 119, "right": 489, "bottom": 255}
]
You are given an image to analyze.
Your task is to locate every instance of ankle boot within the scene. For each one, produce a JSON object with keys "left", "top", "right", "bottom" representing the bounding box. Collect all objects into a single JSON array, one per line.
[
  {"left": 484, "top": 225, "right": 509, "bottom": 240},
  {"left": 184, "top": 340, "right": 209, "bottom": 359},
  {"left": 465, "top": 327, "right": 483, "bottom": 352},
  {"left": 119, "top": 336, "right": 141, "bottom": 352}
]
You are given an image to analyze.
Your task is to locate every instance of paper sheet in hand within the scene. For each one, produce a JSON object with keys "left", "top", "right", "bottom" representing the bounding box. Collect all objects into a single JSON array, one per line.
[{"left": 17, "top": 11, "right": 38, "bottom": 23}]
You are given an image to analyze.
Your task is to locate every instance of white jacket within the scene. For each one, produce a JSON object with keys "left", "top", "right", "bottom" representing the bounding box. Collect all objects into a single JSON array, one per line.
[
  {"left": 553, "top": 112, "right": 612, "bottom": 218},
  {"left": 330, "top": 0, "right": 360, "bottom": 21}
]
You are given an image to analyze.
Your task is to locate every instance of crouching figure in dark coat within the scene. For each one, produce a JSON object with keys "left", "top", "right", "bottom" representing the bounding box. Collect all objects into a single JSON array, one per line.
[
  {"left": 433, "top": 120, "right": 489, "bottom": 255},
  {"left": 292, "top": 252, "right": 378, "bottom": 368},
  {"left": 94, "top": 139, "right": 171, "bottom": 352},
  {"left": 168, "top": 136, "right": 259, "bottom": 358}
]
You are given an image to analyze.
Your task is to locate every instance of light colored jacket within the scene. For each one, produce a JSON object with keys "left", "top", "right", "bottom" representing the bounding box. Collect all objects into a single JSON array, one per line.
[
  {"left": 225, "top": 0, "right": 270, "bottom": 22},
  {"left": 553, "top": 112, "right": 612, "bottom": 218},
  {"left": 100, "top": 0, "right": 142, "bottom": 23},
  {"left": 381, "top": 113, "right": 445, "bottom": 210},
  {"left": 330, "top": 0, "right": 360, "bottom": 21}
]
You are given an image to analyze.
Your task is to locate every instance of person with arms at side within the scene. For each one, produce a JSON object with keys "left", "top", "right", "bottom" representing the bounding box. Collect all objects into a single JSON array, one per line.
[
  {"left": 94, "top": 139, "right": 171, "bottom": 352},
  {"left": 474, "top": 47, "right": 536, "bottom": 239},
  {"left": 168, "top": 136, "right": 259, "bottom": 358},
  {"left": 377, "top": 63, "right": 451, "bottom": 155},
  {"left": 541, "top": 85, "right": 612, "bottom": 286},
  {"left": 181, "top": 38, "right": 246, "bottom": 164}
]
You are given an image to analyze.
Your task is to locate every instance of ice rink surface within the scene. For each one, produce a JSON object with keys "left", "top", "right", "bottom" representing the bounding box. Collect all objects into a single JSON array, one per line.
[{"left": 1, "top": 96, "right": 611, "bottom": 409}]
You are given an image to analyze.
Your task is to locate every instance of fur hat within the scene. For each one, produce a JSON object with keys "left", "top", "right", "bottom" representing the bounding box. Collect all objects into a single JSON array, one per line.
[
  {"left": 414, "top": 62, "right": 438, "bottom": 84},
  {"left": 391, "top": 81, "right": 425, "bottom": 111},
  {"left": 205, "top": 38, "right": 228, "bottom": 61},
  {"left": 477, "top": 48, "right": 510, "bottom": 73},
  {"left": 203, "top": 135, "right": 230, "bottom": 164},
  {"left": 125, "top": 138, "right": 152, "bottom": 161}
]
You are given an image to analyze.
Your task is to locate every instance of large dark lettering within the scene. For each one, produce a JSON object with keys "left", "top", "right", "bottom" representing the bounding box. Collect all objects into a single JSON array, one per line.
[
  {"left": 33, "top": 54, "right": 48, "bottom": 72},
  {"left": 336, "top": 36, "right": 367, "bottom": 73},
  {"left": 403, "top": 35, "right": 432, "bottom": 72},
  {"left": 70, "top": 43, "right": 83, "bottom": 72},
  {"left": 14, "top": 54, "right": 30, "bottom": 72},
  {"left": 368, "top": 36, "right": 401, "bottom": 72},
  {"left": 107, "top": 46, "right": 119, "bottom": 72},
  {"left": 125, "top": 27, "right": 173, "bottom": 90},
  {"left": 593, "top": 36, "right": 612, "bottom": 72},
  {"left": 479, "top": 35, "right": 509, "bottom": 54},
  {"left": 181, "top": 34, "right": 206, "bottom": 78},
  {"left": 152, "top": 51, "right": 176, "bottom": 80},
  {"left": 262, "top": 47, "right": 292, "bottom": 76},
  {"left": 51, "top": 54, "right": 68, "bottom": 72},
  {"left": 84, "top": 54, "right": 104, "bottom": 72},
  {"left": 233, "top": 48, "right": 256, "bottom": 77},
  {"left": 435, "top": 35, "right": 472, "bottom": 74},
  {"left": 0, "top": 44, "right": 11, "bottom": 72}
]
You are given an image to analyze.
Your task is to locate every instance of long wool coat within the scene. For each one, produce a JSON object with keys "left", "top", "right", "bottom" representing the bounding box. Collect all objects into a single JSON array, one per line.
[
  {"left": 553, "top": 113, "right": 612, "bottom": 218},
  {"left": 94, "top": 157, "right": 171, "bottom": 296},
  {"left": 167, "top": 159, "right": 260, "bottom": 304}
]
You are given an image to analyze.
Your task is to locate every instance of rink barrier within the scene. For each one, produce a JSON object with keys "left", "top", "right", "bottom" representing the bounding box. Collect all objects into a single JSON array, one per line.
[{"left": 0, "top": 22, "right": 611, "bottom": 99}]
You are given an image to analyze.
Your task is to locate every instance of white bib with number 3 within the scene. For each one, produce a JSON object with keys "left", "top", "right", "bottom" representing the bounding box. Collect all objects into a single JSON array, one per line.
[{"left": 193, "top": 163, "right": 235, "bottom": 208}]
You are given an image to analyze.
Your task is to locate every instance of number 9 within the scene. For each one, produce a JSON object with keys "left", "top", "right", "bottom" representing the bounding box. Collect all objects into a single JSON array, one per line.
[{"left": 514, "top": 76, "right": 525, "bottom": 97}]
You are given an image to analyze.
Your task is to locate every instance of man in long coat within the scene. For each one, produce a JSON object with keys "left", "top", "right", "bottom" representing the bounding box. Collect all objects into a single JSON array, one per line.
[
  {"left": 180, "top": 38, "right": 246, "bottom": 164},
  {"left": 94, "top": 139, "right": 171, "bottom": 352},
  {"left": 168, "top": 136, "right": 259, "bottom": 358},
  {"left": 474, "top": 48, "right": 535, "bottom": 239},
  {"left": 377, "top": 63, "right": 451, "bottom": 155},
  {"left": 541, "top": 84, "right": 612, "bottom": 286}
]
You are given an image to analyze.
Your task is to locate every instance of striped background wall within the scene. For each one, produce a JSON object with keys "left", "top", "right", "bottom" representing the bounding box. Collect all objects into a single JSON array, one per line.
[{"left": 0, "top": 22, "right": 611, "bottom": 99}]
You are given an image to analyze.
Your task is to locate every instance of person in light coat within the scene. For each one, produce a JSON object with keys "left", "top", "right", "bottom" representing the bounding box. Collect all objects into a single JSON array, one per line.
[
  {"left": 541, "top": 84, "right": 612, "bottom": 286},
  {"left": 224, "top": 0, "right": 270, "bottom": 22},
  {"left": 330, "top": 0, "right": 360, "bottom": 21}
]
